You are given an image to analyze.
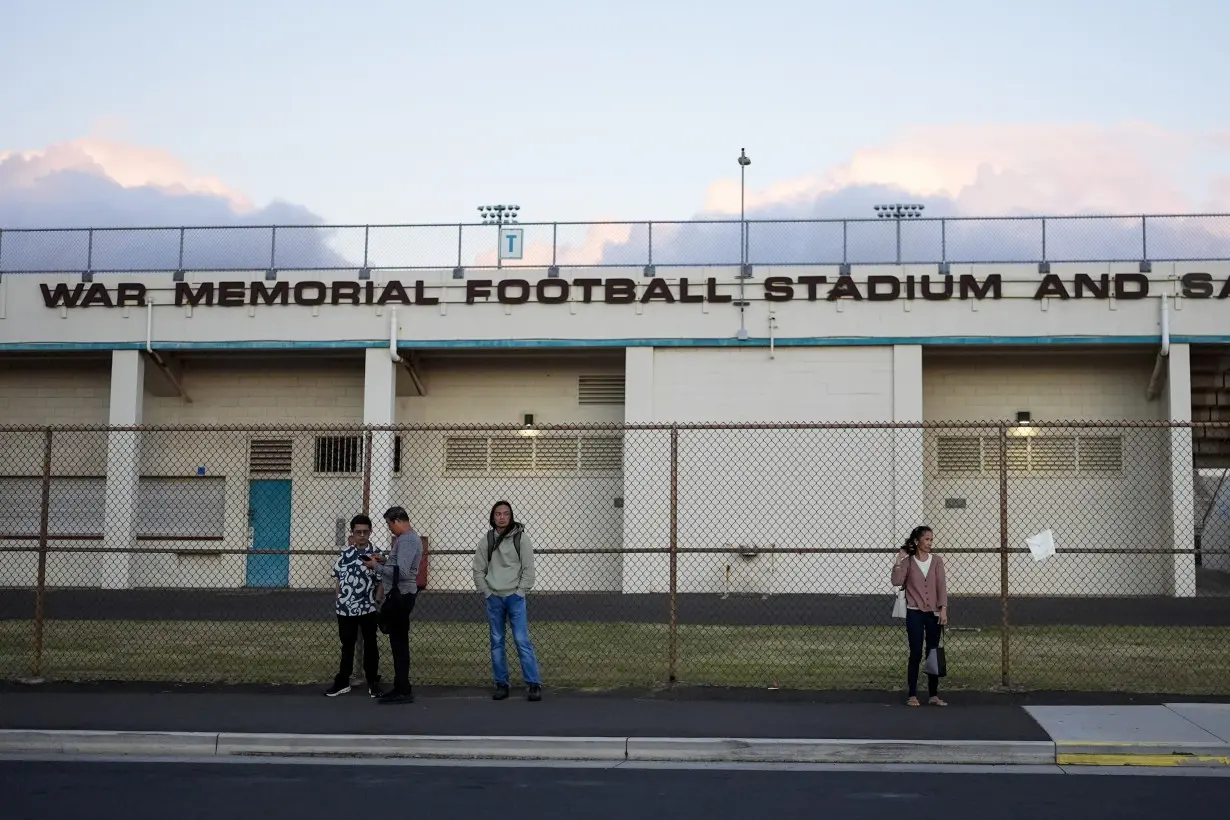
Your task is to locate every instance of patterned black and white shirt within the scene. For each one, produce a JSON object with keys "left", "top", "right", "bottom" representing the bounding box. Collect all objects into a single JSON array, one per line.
[{"left": 332, "top": 547, "right": 379, "bottom": 617}]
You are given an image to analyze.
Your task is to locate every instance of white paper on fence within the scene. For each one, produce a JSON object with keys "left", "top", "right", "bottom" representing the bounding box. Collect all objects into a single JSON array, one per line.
[{"left": 1026, "top": 529, "right": 1056, "bottom": 562}]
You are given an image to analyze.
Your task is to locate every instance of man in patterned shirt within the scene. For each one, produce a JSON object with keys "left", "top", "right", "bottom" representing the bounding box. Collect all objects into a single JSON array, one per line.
[{"left": 325, "top": 514, "right": 383, "bottom": 698}]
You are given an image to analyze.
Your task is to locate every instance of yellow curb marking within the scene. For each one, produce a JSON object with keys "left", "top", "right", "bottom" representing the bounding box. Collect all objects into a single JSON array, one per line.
[{"left": 1057, "top": 753, "right": 1230, "bottom": 767}]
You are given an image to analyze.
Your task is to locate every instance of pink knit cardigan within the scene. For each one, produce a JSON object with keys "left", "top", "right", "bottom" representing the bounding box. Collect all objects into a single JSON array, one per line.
[{"left": 890, "top": 553, "right": 948, "bottom": 613}]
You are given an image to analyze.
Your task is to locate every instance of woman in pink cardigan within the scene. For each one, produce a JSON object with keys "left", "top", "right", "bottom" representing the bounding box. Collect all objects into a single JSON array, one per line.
[{"left": 890, "top": 525, "right": 948, "bottom": 707}]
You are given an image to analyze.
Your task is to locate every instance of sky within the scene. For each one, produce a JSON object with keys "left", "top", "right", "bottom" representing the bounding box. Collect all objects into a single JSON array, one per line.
[{"left": 2, "top": 0, "right": 1229, "bottom": 268}]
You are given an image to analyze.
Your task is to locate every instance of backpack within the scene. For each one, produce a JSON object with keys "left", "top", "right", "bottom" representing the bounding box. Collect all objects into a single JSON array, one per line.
[{"left": 486, "top": 528, "right": 523, "bottom": 564}]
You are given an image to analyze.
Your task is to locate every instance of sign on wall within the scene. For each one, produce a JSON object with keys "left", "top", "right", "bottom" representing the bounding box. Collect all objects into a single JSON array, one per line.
[
  {"left": 36, "top": 271, "right": 1230, "bottom": 310},
  {"left": 499, "top": 228, "right": 524, "bottom": 261}
]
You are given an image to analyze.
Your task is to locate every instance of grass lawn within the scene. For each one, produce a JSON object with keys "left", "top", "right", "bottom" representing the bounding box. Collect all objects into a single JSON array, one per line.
[{"left": 1, "top": 620, "right": 1227, "bottom": 695}]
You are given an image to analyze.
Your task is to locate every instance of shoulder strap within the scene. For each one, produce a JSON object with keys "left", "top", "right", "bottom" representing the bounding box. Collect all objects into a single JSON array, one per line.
[{"left": 487, "top": 529, "right": 523, "bottom": 562}]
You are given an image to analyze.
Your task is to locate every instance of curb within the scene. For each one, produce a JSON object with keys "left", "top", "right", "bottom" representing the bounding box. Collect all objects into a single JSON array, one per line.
[
  {"left": 1055, "top": 741, "right": 1230, "bottom": 768},
  {"left": 0, "top": 730, "right": 1053, "bottom": 765}
]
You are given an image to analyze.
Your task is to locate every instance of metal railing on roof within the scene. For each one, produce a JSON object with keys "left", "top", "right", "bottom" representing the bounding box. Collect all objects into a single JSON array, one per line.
[{"left": 1, "top": 213, "right": 1228, "bottom": 277}]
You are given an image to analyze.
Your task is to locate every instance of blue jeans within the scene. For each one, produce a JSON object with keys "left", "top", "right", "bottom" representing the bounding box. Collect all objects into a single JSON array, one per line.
[{"left": 485, "top": 593, "right": 541, "bottom": 686}]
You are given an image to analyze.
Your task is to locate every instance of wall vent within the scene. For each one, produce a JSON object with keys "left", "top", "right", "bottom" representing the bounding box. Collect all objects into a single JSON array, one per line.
[
  {"left": 578, "top": 374, "right": 625, "bottom": 405},
  {"left": 249, "top": 439, "right": 292, "bottom": 475}
]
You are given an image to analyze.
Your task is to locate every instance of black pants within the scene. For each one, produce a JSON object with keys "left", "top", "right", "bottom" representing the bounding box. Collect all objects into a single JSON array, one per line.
[
  {"left": 906, "top": 609, "right": 942, "bottom": 698},
  {"left": 335, "top": 612, "right": 380, "bottom": 687},
  {"left": 383, "top": 592, "right": 417, "bottom": 694}
]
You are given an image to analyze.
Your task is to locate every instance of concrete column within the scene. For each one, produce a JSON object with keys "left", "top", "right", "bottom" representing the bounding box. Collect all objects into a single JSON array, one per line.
[
  {"left": 102, "top": 350, "right": 145, "bottom": 590},
  {"left": 363, "top": 348, "right": 398, "bottom": 518},
  {"left": 1166, "top": 343, "right": 1197, "bottom": 597},
  {"left": 621, "top": 347, "right": 666, "bottom": 593},
  {"left": 892, "top": 345, "right": 925, "bottom": 541}
]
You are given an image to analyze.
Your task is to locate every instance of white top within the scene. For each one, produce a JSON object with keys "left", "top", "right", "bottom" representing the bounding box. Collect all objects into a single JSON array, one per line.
[{"left": 913, "top": 554, "right": 932, "bottom": 578}]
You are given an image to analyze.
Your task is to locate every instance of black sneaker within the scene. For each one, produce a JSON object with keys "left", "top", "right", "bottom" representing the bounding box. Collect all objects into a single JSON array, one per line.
[
  {"left": 378, "top": 689, "right": 413, "bottom": 705},
  {"left": 368, "top": 684, "right": 385, "bottom": 699},
  {"left": 493, "top": 684, "right": 510, "bottom": 701},
  {"left": 325, "top": 682, "right": 351, "bottom": 697},
  {"left": 527, "top": 684, "right": 542, "bottom": 702}
]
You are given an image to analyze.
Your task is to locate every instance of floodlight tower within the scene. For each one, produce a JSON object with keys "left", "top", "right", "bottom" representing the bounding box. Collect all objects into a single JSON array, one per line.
[
  {"left": 874, "top": 203, "right": 924, "bottom": 265},
  {"left": 478, "top": 204, "right": 520, "bottom": 269}
]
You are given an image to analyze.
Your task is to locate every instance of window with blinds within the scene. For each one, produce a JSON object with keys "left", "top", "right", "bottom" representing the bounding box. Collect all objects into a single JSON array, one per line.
[
  {"left": 935, "top": 435, "right": 1124, "bottom": 476},
  {"left": 444, "top": 435, "right": 623, "bottom": 474}
]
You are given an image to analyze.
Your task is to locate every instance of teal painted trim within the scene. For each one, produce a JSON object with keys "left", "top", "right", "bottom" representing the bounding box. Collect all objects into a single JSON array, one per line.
[
  {"left": 1, "top": 335, "right": 1229, "bottom": 353},
  {"left": 0, "top": 340, "right": 386, "bottom": 352}
]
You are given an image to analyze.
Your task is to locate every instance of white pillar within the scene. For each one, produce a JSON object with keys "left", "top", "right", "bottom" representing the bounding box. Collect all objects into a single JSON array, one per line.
[
  {"left": 1166, "top": 343, "right": 1197, "bottom": 597},
  {"left": 621, "top": 347, "right": 665, "bottom": 593},
  {"left": 102, "top": 350, "right": 145, "bottom": 589},
  {"left": 892, "top": 345, "right": 925, "bottom": 540},
  {"left": 363, "top": 348, "right": 398, "bottom": 517}
]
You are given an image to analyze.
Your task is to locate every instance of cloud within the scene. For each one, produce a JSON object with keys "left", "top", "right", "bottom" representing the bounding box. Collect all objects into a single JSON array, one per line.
[
  {"left": 5, "top": 125, "right": 1229, "bottom": 274},
  {"left": 591, "top": 122, "right": 1230, "bottom": 267},
  {"left": 0, "top": 138, "right": 349, "bottom": 273}
]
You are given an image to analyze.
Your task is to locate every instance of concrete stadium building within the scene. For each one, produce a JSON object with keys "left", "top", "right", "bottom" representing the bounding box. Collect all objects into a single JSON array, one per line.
[{"left": 1, "top": 214, "right": 1228, "bottom": 600}]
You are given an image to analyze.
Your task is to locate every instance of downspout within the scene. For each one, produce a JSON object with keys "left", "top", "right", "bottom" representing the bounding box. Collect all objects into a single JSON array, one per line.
[
  {"left": 390, "top": 306, "right": 426, "bottom": 395},
  {"left": 389, "top": 306, "right": 403, "bottom": 363},
  {"left": 145, "top": 296, "right": 192, "bottom": 402},
  {"left": 1146, "top": 294, "right": 1170, "bottom": 400},
  {"left": 146, "top": 296, "right": 154, "bottom": 356}
]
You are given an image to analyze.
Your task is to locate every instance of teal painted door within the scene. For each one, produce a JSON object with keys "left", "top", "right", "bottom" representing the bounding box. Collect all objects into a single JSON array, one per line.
[{"left": 246, "top": 480, "right": 291, "bottom": 588}]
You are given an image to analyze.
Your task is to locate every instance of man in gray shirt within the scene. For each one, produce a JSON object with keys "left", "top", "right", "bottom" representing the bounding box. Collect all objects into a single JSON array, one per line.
[{"left": 361, "top": 506, "right": 422, "bottom": 704}]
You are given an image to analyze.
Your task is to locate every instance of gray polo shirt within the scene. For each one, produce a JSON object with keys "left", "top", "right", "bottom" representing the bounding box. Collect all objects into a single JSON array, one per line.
[{"left": 376, "top": 529, "right": 422, "bottom": 596}]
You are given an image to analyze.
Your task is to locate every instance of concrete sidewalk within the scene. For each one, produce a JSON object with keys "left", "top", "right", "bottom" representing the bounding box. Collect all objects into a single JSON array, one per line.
[{"left": 0, "top": 688, "right": 1227, "bottom": 767}]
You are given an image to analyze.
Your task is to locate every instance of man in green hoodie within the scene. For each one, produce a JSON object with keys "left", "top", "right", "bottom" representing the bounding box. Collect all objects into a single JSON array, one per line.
[{"left": 472, "top": 500, "right": 543, "bottom": 701}]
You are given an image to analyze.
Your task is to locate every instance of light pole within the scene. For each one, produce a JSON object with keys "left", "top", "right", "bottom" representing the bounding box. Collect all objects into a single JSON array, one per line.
[
  {"left": 479, "top": 204, "right": 520, "bottom": 269},
  {"left": 874, "top": 203, "right": 924, "bottom": 265},
  {"left": 736, "top": 148, "right": 751, "bottom": 340},
  {"left": 738, "top": 148, "right": 750, "bottom": 268}
]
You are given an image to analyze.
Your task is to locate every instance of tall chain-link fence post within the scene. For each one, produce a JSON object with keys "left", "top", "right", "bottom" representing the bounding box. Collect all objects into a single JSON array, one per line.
[
  {"left": 361, "top": 429, "right": 374, "bottom": 514},
  {"left": 31, "top": 427, "right": 53, "bottom": 679},
  {"left": 998, "top": 421, "right": 1011, "bottom": 688},
  {"left": 668, "top": 424, "right": 679, "bottom": 685},
  {"left": 353, "top": 428, "right": 375, "bottom": 685}
]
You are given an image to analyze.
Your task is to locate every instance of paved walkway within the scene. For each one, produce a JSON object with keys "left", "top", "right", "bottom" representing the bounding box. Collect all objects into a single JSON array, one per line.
[
  {"left": 0, "top": 688, "right": 1048, "bottom": 741},
  {"left": 0, "top": 687, "right": 1228, "bottom": 767}
]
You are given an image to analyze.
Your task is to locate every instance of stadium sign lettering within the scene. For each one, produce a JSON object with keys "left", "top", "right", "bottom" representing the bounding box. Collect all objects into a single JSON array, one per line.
[{"left": 36, "top": 272, "right": 1230, "bottom": 310}]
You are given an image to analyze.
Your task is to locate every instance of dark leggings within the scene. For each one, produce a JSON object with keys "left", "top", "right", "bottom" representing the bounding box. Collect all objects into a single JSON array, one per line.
[{"left": 906, "top": 608, "right": 941, "bottom": 698}]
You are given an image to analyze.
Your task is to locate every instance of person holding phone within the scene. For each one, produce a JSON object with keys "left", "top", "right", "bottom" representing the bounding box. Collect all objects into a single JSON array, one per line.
[
  {"left": 362, "top": 506, "right": 422, "bottom": 705},
  {"left": 326, "top": 514, "right": 383, "bottom": 698},
  {"left": 890, "top": 525, "right": 948, "bottom": 707}
]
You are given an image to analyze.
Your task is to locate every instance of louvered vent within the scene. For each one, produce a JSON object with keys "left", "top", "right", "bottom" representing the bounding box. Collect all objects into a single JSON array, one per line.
[
  {"left": 580, "top": 436, "right": 623, "bottom": 471},
  {"left": 442, "top": 435, "right": 624, "bottom": 474},
  {"left": 1029, "top": 437, "right": 1077, "bottom": 472},
  {"left": 444, "top": 437, "right": 487, "bottom": 471},
  {"left": 934, "top": 434, "right": 1122, "bottom": 476},
  {"left": 935, "top": 437, "right": 981, "bottom": 473},
  {"left": 1079, "top": 436, "right": 1123, "bottom": 472},
  {"left": 578, "top": 374, "right": 625, "bottom": 405},
  {"left": 249, "top": 439, "right": 292, "bottom": 475},
  {"left": 490, "top": 437, "right": 534, "bottom": 471},
  {"left": 536, "top": 437, "right": 579, "bottom": 471},
  {"left": 984, "top": 438, "right": 1029, "bottom": 472}
]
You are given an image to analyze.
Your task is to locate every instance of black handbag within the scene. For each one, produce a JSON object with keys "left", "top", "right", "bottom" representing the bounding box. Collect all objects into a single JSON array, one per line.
[{"left": 924, "top": 626, "right": 947, "bottom": 677}]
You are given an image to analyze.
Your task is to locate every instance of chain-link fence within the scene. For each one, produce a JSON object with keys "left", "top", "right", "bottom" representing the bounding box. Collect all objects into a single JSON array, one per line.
[
  {"left": 1, "top": 421, "right": 1227, "bottom": 695},
  {"left": 3, "top": 214, "right": 1230, "bottom": 273}
]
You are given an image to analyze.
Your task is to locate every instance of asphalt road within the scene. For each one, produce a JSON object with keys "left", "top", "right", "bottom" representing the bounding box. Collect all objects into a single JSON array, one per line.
[
  {"left": 3, "top": 588, "right": 1230, "bottom": 626},
  {"left": 2, "top": 760, "right": 1227, "bottom": 820}
]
